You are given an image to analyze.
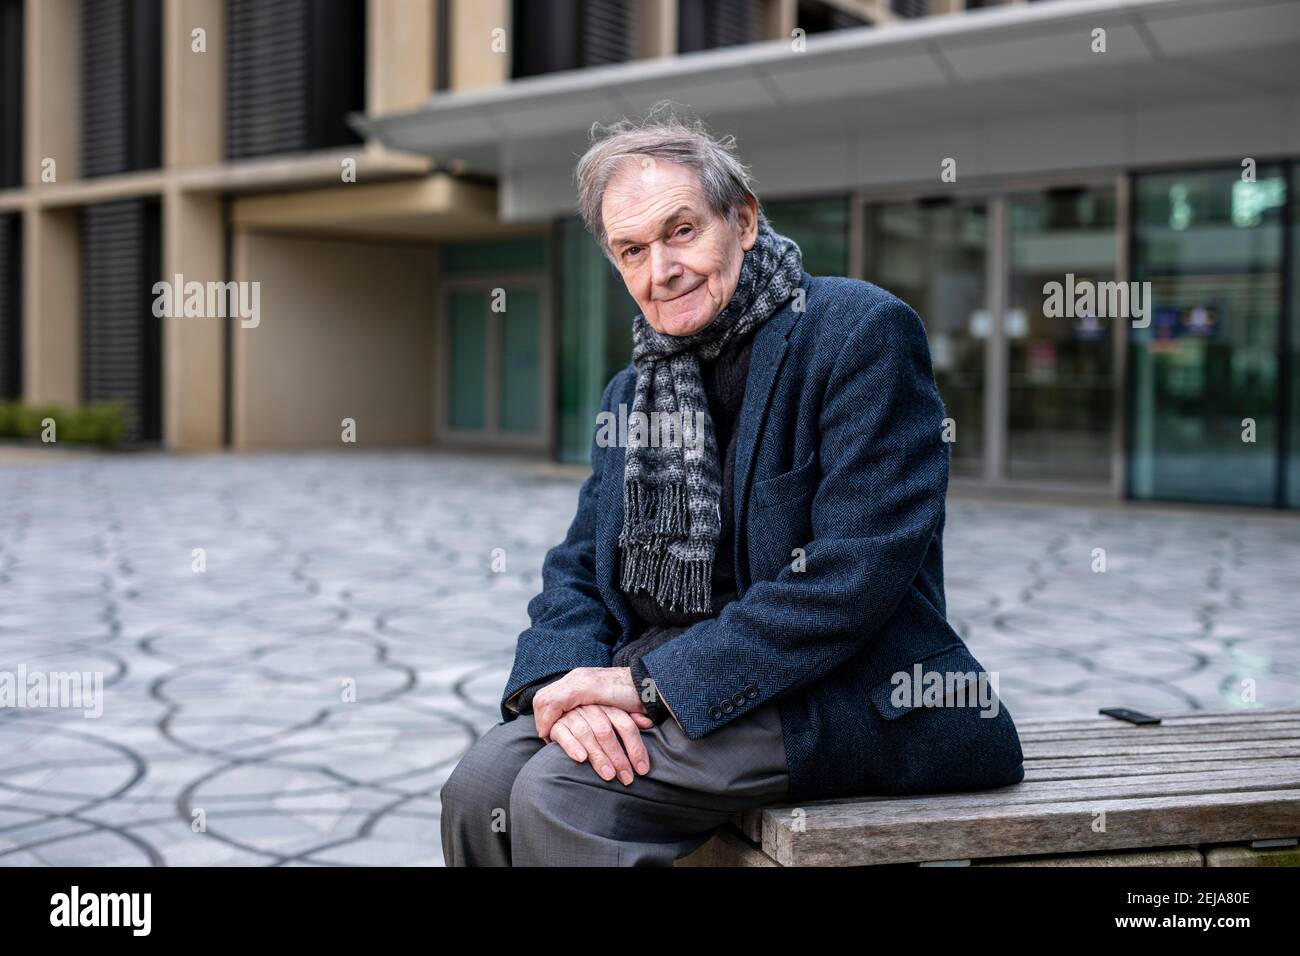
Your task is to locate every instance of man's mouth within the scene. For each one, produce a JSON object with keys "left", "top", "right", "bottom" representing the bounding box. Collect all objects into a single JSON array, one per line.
[{"left": 660, "top": 282, "right": 702, "bottom": 304}]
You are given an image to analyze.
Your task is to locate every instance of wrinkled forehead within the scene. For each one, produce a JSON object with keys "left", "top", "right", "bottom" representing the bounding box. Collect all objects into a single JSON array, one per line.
[{"left": 602, "top": 160, "right": 711, "bottom": 238}]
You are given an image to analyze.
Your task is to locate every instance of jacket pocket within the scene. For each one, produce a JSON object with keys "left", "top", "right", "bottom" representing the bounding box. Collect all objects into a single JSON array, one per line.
[
  {"left": 868, "top": 643, "right": 986, "bottom": 720},
  {"left": 752, "top": 447, "right": 818, "bottom": 510}
]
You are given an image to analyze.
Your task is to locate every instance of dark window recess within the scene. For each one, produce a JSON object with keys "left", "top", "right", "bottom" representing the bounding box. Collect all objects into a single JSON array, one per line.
[
  {"left": 0, "top": 0, "right": 23, "bottom": 189},
  {"left": 434, "top": 0, "right": 451, "bottom": 91},
  {"left": 679, "top": 0, "right": 759, "bottom": 53},
  {"left": 0, "top": 213, "right": 20, "bottom": 400},
  {"left": 82, "top": 200, "right": 162, "bottom": 443},
  {"left": 512, "top": 0, "right": 631, "bottom": 78},
  {"left": 81, "top": 0, "right": 162, "bottom": 178},
  {"left": 226, "top": 0, "right": 365, "bottom": 160},
  {"left": 891, "top": 0, "right": 928, "bottom": 18},
  {"left": 797, "top": 0, "right": 868, "bottom": 33}
]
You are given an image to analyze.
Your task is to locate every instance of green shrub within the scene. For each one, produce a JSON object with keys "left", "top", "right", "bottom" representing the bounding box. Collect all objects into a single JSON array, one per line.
[{"left": 0, "top": 400, "right": 130, "bottom": 447}]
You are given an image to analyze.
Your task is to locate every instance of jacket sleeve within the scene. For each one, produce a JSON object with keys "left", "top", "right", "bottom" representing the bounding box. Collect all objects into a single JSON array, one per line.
[
  {"left": 639, "top": 296, "right": 949, "bottom": 739},
  {"left": 504, "top": 673, "right": 566, "bottom": 716},
  {"left": 498, "top": 371, "right": 626, "bottom": 722}
]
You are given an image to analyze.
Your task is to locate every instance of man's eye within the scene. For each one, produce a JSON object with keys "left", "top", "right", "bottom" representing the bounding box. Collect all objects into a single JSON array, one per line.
[
  {"left": 674, "top": 225, "right": 693, "bottom": 238},
  {"left": 623, "top": 246, "right": 642, "bottom": 260}
]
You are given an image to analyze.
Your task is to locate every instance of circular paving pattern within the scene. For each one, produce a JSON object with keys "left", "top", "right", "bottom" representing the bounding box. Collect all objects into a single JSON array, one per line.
[{"left": 0, "top": 450, "right": 1297, "bottom": 866}]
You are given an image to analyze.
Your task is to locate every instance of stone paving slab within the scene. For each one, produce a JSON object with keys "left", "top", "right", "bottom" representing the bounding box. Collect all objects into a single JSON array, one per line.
[{"left": 1, "top": 450, "right": 1297, "bottom": 866}]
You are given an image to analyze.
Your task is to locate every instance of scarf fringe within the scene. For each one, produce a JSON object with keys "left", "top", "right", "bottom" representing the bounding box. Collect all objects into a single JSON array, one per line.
[
  {"left": 618, "top": 541, "right": 714, "bottom": 614},
  {"left": 622, "top": 479, "right": 689, "bottom": 538}
]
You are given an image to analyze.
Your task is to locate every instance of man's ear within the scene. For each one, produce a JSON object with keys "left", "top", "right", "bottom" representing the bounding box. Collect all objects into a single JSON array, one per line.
[{"left": 738, "top": 195, "right": 760, "bottom": 251}]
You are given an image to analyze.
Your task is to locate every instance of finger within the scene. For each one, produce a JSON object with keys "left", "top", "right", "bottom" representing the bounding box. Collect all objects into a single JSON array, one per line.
[
  {"left": 549, "top": 721, "right": 588, "bottom": 764},
  {"left": 534, "top": 688, "right": 578, "bottom": 740},
  {"left": 630, "top": 713, "right": 655, "bottom": 729},
  {"left": 601, "top": 705, "right": 650, "bottom": 776},
  {"left": 533, "top": 694, "right": 564, "bottom": 741},
  {"left": 579, "top": 705, "right": 635, "bottom": 785},
  {"left": 565, "top": 711, "right": 618, "bottom": 783}
]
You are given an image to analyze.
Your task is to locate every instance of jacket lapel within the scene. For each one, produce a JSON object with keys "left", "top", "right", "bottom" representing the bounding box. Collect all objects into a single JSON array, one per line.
[
  {"left": 596, "top": 380, "right": 633, "bottom": 639},
  {"left": 732, "top": 306, "right": 795, "bottom": 595}
]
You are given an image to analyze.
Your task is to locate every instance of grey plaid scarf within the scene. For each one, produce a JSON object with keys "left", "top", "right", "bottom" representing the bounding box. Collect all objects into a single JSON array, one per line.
[{"left": 618, "top": 219, "right": 803, "bottom": 613}]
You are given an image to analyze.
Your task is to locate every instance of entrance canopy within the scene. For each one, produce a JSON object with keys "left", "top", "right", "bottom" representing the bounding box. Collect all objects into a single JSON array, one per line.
[{"left": 355, "top": 0, "right": 1300, "bottom": 221}]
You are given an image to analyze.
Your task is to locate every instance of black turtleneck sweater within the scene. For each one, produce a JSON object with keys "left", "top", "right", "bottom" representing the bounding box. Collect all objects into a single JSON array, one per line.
[{"left": 506, "top": 329, "right": 756, "bottom": 721}]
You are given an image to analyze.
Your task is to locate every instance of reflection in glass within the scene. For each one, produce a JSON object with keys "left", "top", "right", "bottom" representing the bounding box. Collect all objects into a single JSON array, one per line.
[
  {"left": 558, "top": 217, "right": 634, "bottom": 463},
  {"left": 1007, "top": 186, "right": 1117, "bottom": 481},
  {"left": 1292, "top": 166, "right": 1300, "bottom": 509},
  {"left": 864, "top": 199, "right": 987, "bottom": 477},
  {"left": 1130, "top": 167, "right": 1285, "bottom": 506},
  {"left": 765, "top": 197, "right": 849, "bottom": 277}
]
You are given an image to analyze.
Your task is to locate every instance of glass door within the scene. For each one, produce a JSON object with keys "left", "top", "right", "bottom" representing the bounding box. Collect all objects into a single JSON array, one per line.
[
  {"left": 863, "top": 198, "right": 988, "bottom": 478},
  {"left": 1129, "top": 166, "right": 1287, "bottom": 506},
  {"left": 1006, "top": 186, "right": 1118, "bottom": 482},
  {"left": 440, "top": 281, "right": 550, "bottom": 450},
  {"left": 862, "top": 181, "right": 1119, "bottom": 489}
]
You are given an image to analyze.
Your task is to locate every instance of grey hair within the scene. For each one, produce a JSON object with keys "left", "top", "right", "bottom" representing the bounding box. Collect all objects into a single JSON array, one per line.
[{"left": 574, "top": 99, "right": 767, "bottom": 264}]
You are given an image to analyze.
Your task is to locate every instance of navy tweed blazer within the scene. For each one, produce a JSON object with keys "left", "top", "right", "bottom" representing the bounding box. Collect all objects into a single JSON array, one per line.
[{"left": 501, "top": 272, "right": 1026, "bottom": 802}]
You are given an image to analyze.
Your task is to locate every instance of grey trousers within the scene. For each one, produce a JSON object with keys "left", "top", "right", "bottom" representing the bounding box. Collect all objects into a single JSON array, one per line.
[{"left": 440, "top": 701, "right": 790, "bottom": 866}]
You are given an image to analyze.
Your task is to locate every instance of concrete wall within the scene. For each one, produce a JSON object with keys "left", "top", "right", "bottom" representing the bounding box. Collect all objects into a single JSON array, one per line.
[
  {"left": 368, "top": 0, "right": 435, "bottom": 115},
  {"left": 450, "top": 0, "right": 510, "bottom": 92},
  {"left": 231, "top": 232, "right": 436, "bottom": 449},
  {"left": 22, "top": 207, "right": 80, "bottom": 406}
]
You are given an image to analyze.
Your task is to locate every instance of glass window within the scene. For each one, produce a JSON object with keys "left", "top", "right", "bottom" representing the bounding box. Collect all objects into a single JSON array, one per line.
[
  {"left": 557, "top": 217, "right": 634, "bottom": 463},
  {"left": 764, "top": 196, "right": 849, "bottom": 277},
  {"left": 447, "top": 290, "right": 488, "bottom": 430},
  {"left": 1289, "top": 164, "right": 1300, "bottom": 510},
  {"left": 1130, "top": 166, "right": 1286, "bottom": 506},
  {"left": 1006, "top": 185, "right": 1117, "bottom": 482},
  {"left": 864, "top": 198, "right": 987, "bottom": 478},
  {"left": 499, "top": 290, "right": 542, "bottom": 433}
]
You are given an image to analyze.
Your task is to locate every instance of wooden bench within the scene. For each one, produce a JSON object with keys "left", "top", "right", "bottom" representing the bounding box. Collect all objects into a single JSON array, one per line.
[{"left": 676, "top": 707, "right": 1300, "bottom": 867}]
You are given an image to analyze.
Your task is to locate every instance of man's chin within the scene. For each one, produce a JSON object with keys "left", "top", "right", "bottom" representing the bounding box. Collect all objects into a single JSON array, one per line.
[{"left": 658, "top": 309, "right": 716, "bottom": 337}]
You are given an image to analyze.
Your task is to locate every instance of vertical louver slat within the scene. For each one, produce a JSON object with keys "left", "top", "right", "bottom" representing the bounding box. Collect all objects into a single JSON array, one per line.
[
  {"left": 709, "top": 0, "right": 758, "bottom": 48},
  {"left": 892, "top": 0, "right": 928, "bottom": 19},
  {"left": 307, "top": 0, "right": 366, "bottom": 149},
  {"left": 226, "top": 0, "right": 310, "bottom": 159},
  {"left": 829, "top": 8, "right": 868, "bottom": 30},
  {"left": 677, "top": 0, "right": 709, "bottom": 53},
  {"left": 0, "top": 0, "right": 22, "bottom": 189},
  {"left": 82, "top": 200, "right": 162, "bottom": 442},
  {"left": 82, "top": 0, "right": 130, "bottom": 178},
  {"left": 227, "top": 0, "right": 364, "bottom": 159},
  {"left": 678, "top": 0, "right": 757, "bottom": 52},
  {"left": 129, "top": 0, "right": 163, "bottom": 171},
  {"left": 581, "top": 0, "right": 630, "bottom": 67},
  {"left": 80, "top": 0, "right": 161, "bottom": 178},
  {"left": 0, "top": 213, "right": 20, "bottom": 400},
  {"left": 512, "top": 0, "right": 579, "bottom": 78}
]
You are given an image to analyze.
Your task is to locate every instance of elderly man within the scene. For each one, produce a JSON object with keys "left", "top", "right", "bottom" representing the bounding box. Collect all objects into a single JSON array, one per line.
[{"left": 440, "top": 103, "right": 1025, "bottom": 867}]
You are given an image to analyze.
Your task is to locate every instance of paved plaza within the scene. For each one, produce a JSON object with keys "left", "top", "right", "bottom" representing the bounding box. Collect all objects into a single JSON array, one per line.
[{"left": 1, "top": 450, "right": 1297, "bottom": 866}]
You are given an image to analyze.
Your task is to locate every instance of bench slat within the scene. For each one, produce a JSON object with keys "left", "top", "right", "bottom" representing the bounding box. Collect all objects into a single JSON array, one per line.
[
  {"left": 723, "top": 708, "right": 1300, "bottom": 865},
  {"left": 758, "top": 761, "right": 1300, "bottom": 819},
  {"left": 762, "top": 789, "right": 1300, "bottom": 866},
  {"left": 1013, "top": 709, "right": 1300, "bottom": 731},
  {"left": 1018, "top": 723, "right": 1300, "bottom": 743},
  {"left": 1026, "top": 754, "right": 1300, "bottom": 778}
]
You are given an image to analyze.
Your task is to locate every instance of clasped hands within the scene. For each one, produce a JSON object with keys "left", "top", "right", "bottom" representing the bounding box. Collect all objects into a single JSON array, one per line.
[{"left": 531, "top": 666, "right": 653, "bottom": 787}]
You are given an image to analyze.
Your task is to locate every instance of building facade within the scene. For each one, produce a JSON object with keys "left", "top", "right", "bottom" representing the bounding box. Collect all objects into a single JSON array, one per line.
[{"left": 1, "top": 0, "right": 1298, "bottom": 510}]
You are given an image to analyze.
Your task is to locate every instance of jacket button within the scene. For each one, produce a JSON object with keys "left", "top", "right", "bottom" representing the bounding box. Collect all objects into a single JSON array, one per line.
[
  {"left": 722, "top": 700, "right": 735, "bottom": 715},
  {"left": 731, "top": 692, "right": 745, "bottom": 707},
  {"left": 744, "top": 684, "right": 758, "bottom": 699},
  {"left": 709, "top": 706, "right": 723, "bottom": 720}
]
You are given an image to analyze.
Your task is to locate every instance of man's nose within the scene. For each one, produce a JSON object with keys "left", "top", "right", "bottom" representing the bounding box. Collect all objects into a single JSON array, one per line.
[{"left": 650, "top": 241, "right": 682, "bottom": 289}]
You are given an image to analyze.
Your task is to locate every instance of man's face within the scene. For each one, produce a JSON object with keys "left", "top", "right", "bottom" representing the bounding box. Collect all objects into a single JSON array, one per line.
[{"left": 602, "top": 158, "right": 758, "bottom": 337}]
